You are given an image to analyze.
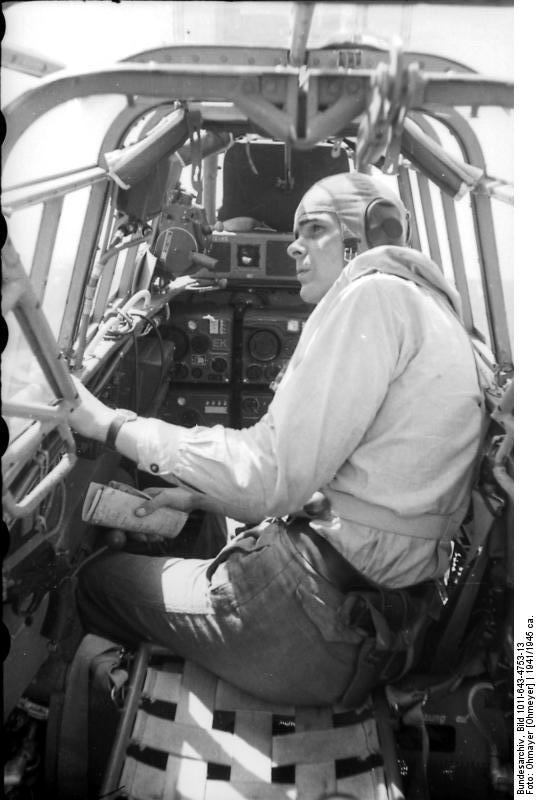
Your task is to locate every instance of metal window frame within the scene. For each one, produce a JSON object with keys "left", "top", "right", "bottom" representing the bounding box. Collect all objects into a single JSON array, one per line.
[
  {"left": 3, "top": 42, "right": 513, "bottom": 366},
  {"left": 4, "top": 61, "right": 512, "bottom": 159},
  {"left": 29, "top": 198, "right": 64, "bottom": 303},
  {"left": 2, "top": 240, "right": 79, "bottom": 516},
  {"left": 431, "top": 107, "right": 512, "bottom": 368},
  {"left": 411, "top": 112, "right": 476, "bottom": 332}
]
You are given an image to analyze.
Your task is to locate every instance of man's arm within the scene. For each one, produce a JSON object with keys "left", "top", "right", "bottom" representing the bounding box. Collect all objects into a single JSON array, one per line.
[
  {"left": 68, "top": 278, "right": 402, "bottom": 522},
  {"left": 123, "top": 277, "right": 403, "bottom": 521}
]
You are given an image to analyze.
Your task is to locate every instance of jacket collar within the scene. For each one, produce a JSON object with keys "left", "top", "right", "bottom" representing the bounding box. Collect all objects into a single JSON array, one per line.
[{"left": 345, "top": 245, "right": 463, "bottom": 319}]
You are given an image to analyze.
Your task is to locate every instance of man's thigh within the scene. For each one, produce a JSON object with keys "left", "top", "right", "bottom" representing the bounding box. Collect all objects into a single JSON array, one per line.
[{"left": 76, "top": 531, "right": 361, "bottom": 705}]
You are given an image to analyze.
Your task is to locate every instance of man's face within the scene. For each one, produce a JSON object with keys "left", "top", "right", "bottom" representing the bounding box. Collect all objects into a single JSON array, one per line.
[{"left": 287, "top": 212, "right": 345, "bottom": 304}]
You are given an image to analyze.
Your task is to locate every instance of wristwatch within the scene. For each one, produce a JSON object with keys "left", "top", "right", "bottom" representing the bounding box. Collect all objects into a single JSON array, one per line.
[{"left": 105, "top": 409, "right": 138, "bottom": 450}]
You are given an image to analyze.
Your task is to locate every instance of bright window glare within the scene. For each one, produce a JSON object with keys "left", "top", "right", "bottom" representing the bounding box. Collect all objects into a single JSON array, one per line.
[{"left": 3, "top": 2, "right": 512, "bottom": 78}]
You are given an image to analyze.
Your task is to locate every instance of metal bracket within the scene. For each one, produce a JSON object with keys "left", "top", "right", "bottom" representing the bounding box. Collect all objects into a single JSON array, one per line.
[{"left": 355, "top": 39, "right": 423, "bottom": 174}]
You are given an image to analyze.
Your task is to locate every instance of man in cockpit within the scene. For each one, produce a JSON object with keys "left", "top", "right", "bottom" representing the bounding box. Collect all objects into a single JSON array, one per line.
[{"left": 68, "top": 171, "right": 482, "bottom": 707}]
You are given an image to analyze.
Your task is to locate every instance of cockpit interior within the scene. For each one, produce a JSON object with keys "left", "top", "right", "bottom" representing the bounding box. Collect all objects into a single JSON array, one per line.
[{"left": 2, "top": 2, "right": 514, "bottom": 798}]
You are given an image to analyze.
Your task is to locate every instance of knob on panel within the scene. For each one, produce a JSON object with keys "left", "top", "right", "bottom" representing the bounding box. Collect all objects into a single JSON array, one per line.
[
  {"left": 179, "top": 408, "right": 202, "bottom": 428},
  {"left": 245, "top": 365, "right": 263, "bottom": 382},
  {"left": 241, "top": 396, "right": 260, "bottom": 415},
  {"left": 169, "top": 328, "right": 189, "bottom": 360},
  {"left": 211, "top": 357, "right": 228, "bottom": 374},
  {"left": 191, "top": 333, "right": 211, "bottom": 354},
  {"left": 264, "top": 364, "right": 280, "bottom": 382}
]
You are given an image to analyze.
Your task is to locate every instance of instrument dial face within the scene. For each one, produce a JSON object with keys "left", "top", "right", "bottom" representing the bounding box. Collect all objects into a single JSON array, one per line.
[{"left": 248, "top": 329, "right": 280, "bottom": 362}]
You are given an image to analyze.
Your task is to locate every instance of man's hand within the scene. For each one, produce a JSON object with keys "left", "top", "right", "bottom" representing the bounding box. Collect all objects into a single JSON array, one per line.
[
  {"left": 134, "top": 486, "right": 194, "bottom": 518},
  {"left": 68, "top": 376, "right": 116, "bottom": 442},
  {"left": 134, "top": 486, "right": 227, "bottom": 517}
]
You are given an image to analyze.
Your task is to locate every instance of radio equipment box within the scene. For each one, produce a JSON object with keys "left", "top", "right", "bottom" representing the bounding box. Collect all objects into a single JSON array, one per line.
[
  {"left": 162, "top": 306, "right": 233, "bottom": 383},
  {"left": 159, "top": 387, "right": 231, "bottom": 428},
  {"left": 241, "top": 308, "right": 309, "bottom": 384},
  {"left": 208, "top": 231, "right": 297, "bottom": 282},
  {"left": 240, "top": 390, "right": 273, "bottom": 428}
]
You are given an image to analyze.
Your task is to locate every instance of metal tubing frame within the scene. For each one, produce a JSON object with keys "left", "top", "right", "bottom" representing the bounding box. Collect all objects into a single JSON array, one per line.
[
  {"left": 99, "top": 644, "right": 152, "bottom": 797},
  {"left": 397, "top": 167, "right": 422, "bottom": 252},
  {"left": 2, "top": 417, "right": 59, "bottom": 488},
  {"left": 289, "top": 2, "right": 315, "bottom": 67},
  {"left": 2, "top": 242, "right": 80, "bottom": 505},
  {"left": 3, "top": 63, "right": 300, "bottom": 157},
  {"left": 432, "top": 107, "right": 512, "bottom": 367},
  {"left": 2, "top": 166, "right": 107, "bottom": 215},
  {"left": 202, "top": 150, "right": 220, "bottom": 226},
  {"left": 412, "top": 113, "right": 475, "bottom": 332},
  {"left": 3, "top": 240, "right": 78, "bottom": 403},
  {"left": 372, "top": 689, "right": 406, "bottom": 800},
  {"left": 30, "top": 198, "right": 64, "bottom": 303},
  {"left": 3, "top": 51, "right": 512, "bottom": 363},
  {"left": 92, "top": 251, "right": 119, "bottom": 322},
  {"left": 415, "top": 172, "right": 443, "bottom": 269},
  {"left": 56, "top": 101, "right": 163, "bottom": 353},
  {"left": 57, "top": 181, "right": 110, "bottom": 353},
  {"left": 2, "top": 43, "right": 65, "bottom": 77},
  {"left": 4, "top": 63, "right": 512, "bottom": 158},
  {"left": 125, "top": 45, "right": 289, "bottom": 68}
]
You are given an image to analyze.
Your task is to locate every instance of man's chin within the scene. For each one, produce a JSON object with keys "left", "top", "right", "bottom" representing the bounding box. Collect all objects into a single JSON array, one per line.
[{"left": 299, "top": 284, "right": 319, "bottom": 304}]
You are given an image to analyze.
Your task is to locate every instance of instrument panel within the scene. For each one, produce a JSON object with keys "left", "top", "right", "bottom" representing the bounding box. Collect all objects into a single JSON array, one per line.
[
  {"left": 158, "top": 296, "right": 309, "bottom": 430},
  {"left": 242, "top": 308, "right": 307, "bottom": 385},
  {"left": 162, "top": 307, "right": 234, "bottom": 383},
  {"left": 160, "top": 386, "right": 232, "bottom": 428}
]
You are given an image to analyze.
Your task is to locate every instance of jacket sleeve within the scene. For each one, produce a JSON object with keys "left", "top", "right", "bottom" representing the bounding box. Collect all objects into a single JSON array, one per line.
[{"left": 135, "top": 277, "right": 403, "bottom": 522}]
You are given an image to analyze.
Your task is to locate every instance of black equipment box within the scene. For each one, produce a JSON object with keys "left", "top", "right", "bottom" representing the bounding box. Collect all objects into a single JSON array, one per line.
[{"left": 207, "top": 231, "right": 297, "bottom": 282}]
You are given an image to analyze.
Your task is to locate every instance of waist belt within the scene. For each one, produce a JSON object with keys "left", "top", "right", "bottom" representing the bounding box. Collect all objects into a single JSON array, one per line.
[
  {"left": 285, "top": 519, "right": 379, "bottom": 593},
  {"left": 329, "top": 495, "right": 462, "bottom": 540},
  {"left": 285, "top": 518, "right": 434, "bottom": 599}
]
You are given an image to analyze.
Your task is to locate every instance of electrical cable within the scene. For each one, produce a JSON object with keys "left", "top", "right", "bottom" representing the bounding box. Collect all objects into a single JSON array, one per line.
[
  {"left": 130, "top": 312, "right": 166, "bottom": 412},
  {"left": 467, "top": 682, "right": 495, "bottom": 744},
  {"left": 131, "top": 332, "right": 140, "bottom": 490},
  {"left": 131, "top": 331, "right": 140, "bottom": 414},
  {"left": 70, "top": 546, "right": 109, "bottom": 578},
  {"left": 42, "top": 479, "right": 67, "bottom": 544},
  {"left": 467, "top": 681, "right": 512, "bottom": 792}
]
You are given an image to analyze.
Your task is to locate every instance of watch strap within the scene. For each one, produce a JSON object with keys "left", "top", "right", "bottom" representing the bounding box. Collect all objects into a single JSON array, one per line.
[{"left": 105, "top": 411, "right": 137, "bottom": 450}]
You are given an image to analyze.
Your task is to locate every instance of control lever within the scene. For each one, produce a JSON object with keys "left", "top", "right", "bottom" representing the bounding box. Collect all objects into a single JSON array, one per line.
[{"left": 189, "top": 251, "right": 218, "bottom": 271}]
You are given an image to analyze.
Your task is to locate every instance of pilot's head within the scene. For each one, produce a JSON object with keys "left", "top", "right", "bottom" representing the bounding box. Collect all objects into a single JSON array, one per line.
[{"left": 287, "top": 172, "right": 410, "bottom": 304}]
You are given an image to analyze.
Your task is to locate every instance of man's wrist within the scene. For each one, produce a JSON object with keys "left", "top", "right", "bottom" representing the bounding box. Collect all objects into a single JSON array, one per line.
[
  {"left": 104, "top": 409, "right": 138, "bottom": 449},
  {"left": 93, "top": 408, "right": 117, "bottom": 444}
]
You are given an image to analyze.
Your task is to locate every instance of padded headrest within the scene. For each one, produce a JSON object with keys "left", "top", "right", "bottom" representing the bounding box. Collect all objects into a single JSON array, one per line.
[{"left": 217, "top": 142, "right": 350, "bottom": 232}]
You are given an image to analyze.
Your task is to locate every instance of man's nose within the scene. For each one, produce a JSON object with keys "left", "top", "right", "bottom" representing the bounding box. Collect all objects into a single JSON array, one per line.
[{"left": 287, "top": 238, "right": 306, "bottom": 259}]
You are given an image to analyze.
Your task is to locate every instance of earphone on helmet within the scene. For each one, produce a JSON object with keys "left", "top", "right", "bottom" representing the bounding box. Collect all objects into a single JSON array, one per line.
[
  {"left": 365, "top": 197, "right": 411, "bottom": 248},
  {"left": 343, "top": 197, "right": 411, "bottom": 257}
]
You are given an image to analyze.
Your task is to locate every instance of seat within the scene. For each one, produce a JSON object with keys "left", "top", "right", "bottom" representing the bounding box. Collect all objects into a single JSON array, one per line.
[
  {"left": 101, "top": 645, "right": 392, "bottom": 800},
  {"left": 218, "top": 141, "right": 350, "bottom": 232}
]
